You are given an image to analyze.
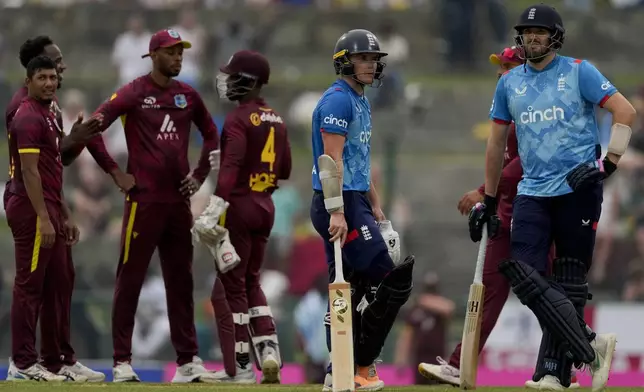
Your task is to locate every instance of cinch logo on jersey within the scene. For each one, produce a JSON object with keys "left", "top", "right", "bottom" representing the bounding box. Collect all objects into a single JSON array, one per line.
[
  {"left": 360, "top": 130, "right": 371, "bottom": 144},
  {"left": 323, "top": 114, "right": 348, "bottom": 129},
  {"left": 157, "top": 114, "right": 178, "bottom": 141},
  {"left": 519, "top": 105, "right": 565, "bottom": 124}
]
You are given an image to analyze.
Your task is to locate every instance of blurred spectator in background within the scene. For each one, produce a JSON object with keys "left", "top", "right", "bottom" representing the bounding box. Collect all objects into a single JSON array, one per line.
[
  {"left": 61, "top": 89, "right": 114, "bottom": 240},
  {"left": 395, "top": 272, "right": 454, "bottom": 385},
  {"left": 294, "top": 273, "right": 328, "bottom": 384},
  {"left": 70, "top": 161, "right": 113, "bottom": 241},
  {"left": 132, "top": 267, "right": 171, "bottom": 360},
  {"left": 111, "top": 14, "right": 152, "bottom": 87},
  {"left": 623, "top": 259, "right": 644, "bottom": 302},
  {"left": 171, "top": 8, "right": 206, "bottom": 89},
  {"left": 212, "top": 20, "right": 253, "bottom": 86},
  {"left": 266, "top": 184, "right": 302, "bottom": 272}
]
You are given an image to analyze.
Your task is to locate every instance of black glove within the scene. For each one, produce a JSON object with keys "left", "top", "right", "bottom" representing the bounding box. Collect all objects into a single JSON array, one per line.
[
  {"left": 468, "top": 195, "right": 501, "bottom": 243},
  {"left": 566, "top": 157, "right": 617, "bottom": 192}
]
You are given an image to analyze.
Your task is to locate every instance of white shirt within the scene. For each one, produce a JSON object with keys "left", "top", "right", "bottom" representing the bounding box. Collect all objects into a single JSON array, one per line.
[{"left": 112, "top": 31, "right": 153, "bottom": 87}]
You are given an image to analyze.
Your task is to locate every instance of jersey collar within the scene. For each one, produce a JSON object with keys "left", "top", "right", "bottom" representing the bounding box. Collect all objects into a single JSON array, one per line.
[
  {"left": 526, "top": 54, "right": 560, "bottom": 74},
  {"left": 335, "top": 78, "right": 363, "bottom": 98}
]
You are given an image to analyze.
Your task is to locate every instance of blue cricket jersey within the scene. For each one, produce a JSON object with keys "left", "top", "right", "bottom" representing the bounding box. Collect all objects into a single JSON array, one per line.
[
  {"left": 490, "top": 55, "right": 618, "bottom": 197},
  {"left": 311, "top": 79, "right": 372, "bottom": 192}
]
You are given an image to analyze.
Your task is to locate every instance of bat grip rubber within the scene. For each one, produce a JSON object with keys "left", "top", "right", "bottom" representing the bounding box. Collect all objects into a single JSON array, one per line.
[
  {"left": 333, "top": 240, "right": 345, "bottom": 283},
  {"left": 474, "top": 226, "right": 487, "bottom": 284}
]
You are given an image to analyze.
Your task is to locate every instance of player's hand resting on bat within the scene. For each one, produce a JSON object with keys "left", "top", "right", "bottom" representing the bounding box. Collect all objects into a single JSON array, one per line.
[
  {"left": 329, "top": 211, "right": 348, "bottom": 245},
  {"left": 566, "top": 157, "right": 617, "bottom": 191},
  {"left": 468, "top": 195, "right": 500, "bottom": 242}
]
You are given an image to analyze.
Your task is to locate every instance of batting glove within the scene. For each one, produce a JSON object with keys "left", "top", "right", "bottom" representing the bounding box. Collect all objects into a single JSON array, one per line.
[
  {"left": 566, "top": 158, "right": 617, "bottom": 192},
  {"left": 378, "top": 220, "right": 401, "bottom": 265}
]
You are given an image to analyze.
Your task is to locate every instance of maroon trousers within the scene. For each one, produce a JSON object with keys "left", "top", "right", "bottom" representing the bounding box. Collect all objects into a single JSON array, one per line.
[
  {"left": 213, "top": 195, "right": 277, "bottom": 371},
  {"left": 7, "top": 195, "right": 74, "bottom": 372},
  {"left": 112, "top": 200, "right": 198, "bottom": 366}
]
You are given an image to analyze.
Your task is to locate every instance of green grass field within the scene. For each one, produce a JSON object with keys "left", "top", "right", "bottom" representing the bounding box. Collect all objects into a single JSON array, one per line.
[{"left": 0, "top": 385, "right": 644, "bottom": 392}]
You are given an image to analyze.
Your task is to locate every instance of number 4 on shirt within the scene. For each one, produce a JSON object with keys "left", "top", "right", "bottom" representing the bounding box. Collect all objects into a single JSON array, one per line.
[{"left": 261, "top": 126, "right": 276, "bottom": 172}]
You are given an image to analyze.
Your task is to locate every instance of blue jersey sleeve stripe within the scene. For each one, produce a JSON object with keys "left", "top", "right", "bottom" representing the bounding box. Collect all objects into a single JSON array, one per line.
[
  {"left": 321, "top": 127, "right": 348, "bottom": 136},
  {"left": 598, "top": 91, "right": 616, "bottom": 108}
]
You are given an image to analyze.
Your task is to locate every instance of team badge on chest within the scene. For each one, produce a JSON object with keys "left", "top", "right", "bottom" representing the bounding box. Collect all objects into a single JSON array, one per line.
[{"left": 174, "top": 94, "right": 187, "bottom": 109}]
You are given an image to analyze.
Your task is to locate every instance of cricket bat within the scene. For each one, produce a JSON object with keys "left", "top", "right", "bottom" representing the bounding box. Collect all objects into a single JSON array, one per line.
[
  {"left": 329, "top": 239, "right": 355, "bottom": 392},
  {"left": 459, "top": 226, "right": 488, "bottom": 390}
]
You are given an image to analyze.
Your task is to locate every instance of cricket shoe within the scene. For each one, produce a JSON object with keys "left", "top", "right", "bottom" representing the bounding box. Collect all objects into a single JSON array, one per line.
[
  {"left": 588, "top": 333, "right": 617, "bottom": 392},
  {"left": 112, "top": 362, "right": 140, "bottom": 382},
  {"left": 355, "top": 363, "right": 385, "bottom": 391},
  {"left": 56, "top": 366, "right": 88, "bottom": 382},
  {"left": 7, "top": 360, "right": 66, "bottom": 382},
  {"left": 210, "top": 362, "right": 256, "bottom": 384},
  {"left": 322, "top": 372, "right": 359, "bottom": 392},
  {"left": 171, "top": 356, "right": 219, "bottom": 383},
  {"left": 260, "top": 353, "right": 280, "bottom": 384},
  {"left": 417, "top": 356, "right": 460, "bottom": 387},
  {"left": 61, "top": 361, "right": 105, "bottom": 382},
  {"left": 525, "top": 373, "right": 580, "bottom": 389}
]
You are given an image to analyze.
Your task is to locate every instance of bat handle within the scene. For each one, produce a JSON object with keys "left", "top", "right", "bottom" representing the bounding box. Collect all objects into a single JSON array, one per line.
[{"left": 333, "top": 240, "right": 346, "bottom": 283}]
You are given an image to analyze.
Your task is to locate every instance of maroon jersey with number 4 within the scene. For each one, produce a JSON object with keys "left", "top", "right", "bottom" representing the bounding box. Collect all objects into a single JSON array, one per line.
[
  {"left": 8, "top": 97, "right": 63, "bottom": 205},
  {"left": 94, "top": 74, "right": 219, "bottom": 203},
  {"left": 215, "top": 98, "right": 292, "bottom": 200}
]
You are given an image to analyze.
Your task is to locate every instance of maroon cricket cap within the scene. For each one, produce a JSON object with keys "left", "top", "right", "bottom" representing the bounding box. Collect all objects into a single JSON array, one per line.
[
  {"left": 489, "top": 46, "right": 524, "bottom": 66},
  {"left": 219, "top": 50, "right": 270, "bottom": 85},
  {"left": 141, "top": 29, "right": 192, "bottom": 58}
]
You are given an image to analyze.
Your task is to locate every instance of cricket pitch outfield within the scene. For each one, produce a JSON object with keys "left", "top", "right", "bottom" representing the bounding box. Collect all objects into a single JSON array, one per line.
[{"left": 0, "top": 384, "right": 642, "bottom": 392}]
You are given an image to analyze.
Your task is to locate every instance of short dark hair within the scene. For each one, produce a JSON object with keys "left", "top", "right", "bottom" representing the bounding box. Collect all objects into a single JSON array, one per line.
[
  {"left": 26, "top": 55, "right": 57, "bottom": 79},
  {"left": 19, "top": 35, "right": 54, "bottom": 68}
]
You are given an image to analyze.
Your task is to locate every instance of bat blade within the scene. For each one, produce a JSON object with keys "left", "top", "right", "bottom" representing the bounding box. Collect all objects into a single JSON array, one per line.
[
  {"left": 459, "top": 283, "right": 485, "bottom": 390},
  {"left": 329, "top": 281, "right": 355, "bottom": 392}
]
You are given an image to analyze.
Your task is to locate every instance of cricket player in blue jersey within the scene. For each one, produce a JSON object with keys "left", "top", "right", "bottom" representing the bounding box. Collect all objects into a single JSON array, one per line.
[
  {"left": 309, "top": 29, "right": 414, "bottom": 391},
  {"left": 469, "top": 4, "right": 637, "bottom": 392}
]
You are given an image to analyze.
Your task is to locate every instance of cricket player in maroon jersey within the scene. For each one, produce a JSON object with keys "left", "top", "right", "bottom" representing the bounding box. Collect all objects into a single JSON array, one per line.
[
  {"left": 418, "top": 46, "right": 580, "bottom": 389},
  {"left": 91, "top": 28, "right": 219, "bottom": 383},
  {"left": 5, "top": 36, "right": 128, "bottom": 382},
  {"left": 5, "top": 56, "right": 71, "bottom": 382},
  {"left": 194, "top": 50, "right": 292, "bottom": 384}
]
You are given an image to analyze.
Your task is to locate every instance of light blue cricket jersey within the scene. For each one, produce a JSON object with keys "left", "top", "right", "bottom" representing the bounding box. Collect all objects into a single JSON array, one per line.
[
  {"left": 311, "top": 79, "right": 372, "bottom": 192},
  {"left": 490, "top": 55, "right": 618, "bottom": 197}
]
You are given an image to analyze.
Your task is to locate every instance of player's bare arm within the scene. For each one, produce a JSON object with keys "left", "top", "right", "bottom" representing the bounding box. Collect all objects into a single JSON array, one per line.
[
  {"left": 321, "top": 131, "right": 348, "bottom": 244},
  {"left": 60, "top": 194, "right": 80, "bottom": 246},
  {"left": 484, "top": 121, "right": 510, "bottom": 198},
  {"left": 601, "top": 92, "right": 637, "bottom": 165},
  {"left": 367, "top": 180, "right": 385, "bottom": 222},
  {"left": 180, "top": 92, "right": 219, "bottom": 197},
  {"left": 20, "top": 151, "right": 55, "bottom": 248},
  {"left": 212, "top": 117, "right": 246, "bottom": 200}
]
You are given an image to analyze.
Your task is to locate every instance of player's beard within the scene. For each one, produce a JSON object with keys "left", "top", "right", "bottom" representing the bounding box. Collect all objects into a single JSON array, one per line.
[{"left": 524, "top": 40, "right": 550, "bottom": 63}]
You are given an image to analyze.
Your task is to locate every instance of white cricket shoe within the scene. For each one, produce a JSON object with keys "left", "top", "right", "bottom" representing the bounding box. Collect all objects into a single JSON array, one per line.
[
  {"left": 525, "top": 372, "right": 581, "bottom": 389},
  {"left": 171, "top": 356, "right": 218, "bottom": 383},
  {"left": 112, "top": 362, "right": 140, "bottom": 382},
  {"left": 61, "top": 361, "right": 105, "bottom": 382},
  {"left": 589, "top": 333, "right": 617, "bottom": 392},
  {"left": 211, "top": 363, "right": 256, "bottom": 384},
  {"left": 260, "top": 353, "right": 280, "bottom": 384},
  {"left": 417, "top": 356, "right": 460, "bottom": 387},
  {"left": 6, "top": 360, "right": 66, "bottom": 382},
  {"left": 56, "top": 366, "right": 88, "bottom": 382},
  {"left": 525, "top": 375, "right": 565, "bottom": 390}
]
